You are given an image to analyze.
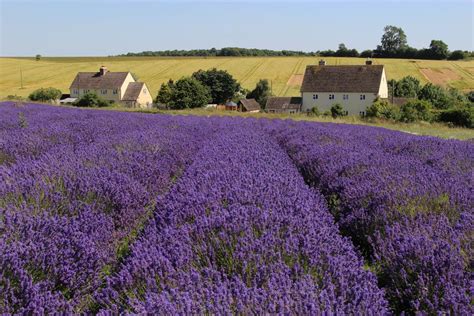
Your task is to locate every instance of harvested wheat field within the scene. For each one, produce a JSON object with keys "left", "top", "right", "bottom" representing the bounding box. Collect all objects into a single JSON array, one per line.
[{"left": 0, "top": 56, "right": 473, "bottom": 99}]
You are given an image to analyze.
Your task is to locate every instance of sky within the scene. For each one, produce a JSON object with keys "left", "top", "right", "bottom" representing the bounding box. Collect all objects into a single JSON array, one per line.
[{"left": 0, "top": 0, "right": 472, "bottom": 56}]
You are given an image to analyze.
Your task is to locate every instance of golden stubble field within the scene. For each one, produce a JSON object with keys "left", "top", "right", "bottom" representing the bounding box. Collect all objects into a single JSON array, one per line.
[{"left": 1, "top": 56, "right": 473, "bottom": 99}]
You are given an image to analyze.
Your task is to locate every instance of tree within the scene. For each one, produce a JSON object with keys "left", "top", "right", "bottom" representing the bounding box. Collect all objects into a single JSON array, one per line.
[
  {"left": 28, "top": 87, "right": 62, "bottom": 102},
  {"left": 192, "top": 68, "right": 240, "bottom": 104},
  {"left": 73, "top": 92, "right": 110, "bottom": 107},
  {"left": 330, "top": 103, "right": 345, "bottom": 118},
  {"left": 429, "top": 40, "right": 449, "bottom": 60},
  {"left": 380, "top": 25, "right": 408, "bottom": 55},
  {"left": 156, "top": 79, "right": 174, "bottom": 105},
  {"left": 395, "top": 76, "right": 421, "bottom": 98},
  {"left": 360, "top": 50, "right": 373, "bottom": 58},
  {"left": 448, "top": 50, "right": 466, "bottom": 60},
  {"left": 418, "top": 83, "right": 449, "bottom": 109},
  {"left": 399, "top": 99, "right": 432, "bottom": 122},
  {"left": 247, "top": 79, "right": 272, "bottom": 108},
  {"left": 167, "top": 77, "right": 211, "bottom": 109},
  {"left": 35, "top": 54, "right": 41, "bottom": 61}
]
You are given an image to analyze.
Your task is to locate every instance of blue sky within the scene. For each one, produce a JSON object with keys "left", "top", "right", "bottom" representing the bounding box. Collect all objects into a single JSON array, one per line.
[{"left": 0, "top": 0, "right": 472, "bottom": 56}]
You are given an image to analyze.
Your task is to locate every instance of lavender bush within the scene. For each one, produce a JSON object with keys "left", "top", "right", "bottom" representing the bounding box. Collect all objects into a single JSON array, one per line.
[
  {"left": 96, "top": 123, "right": 387, "bottom": 314},
  {"left": 267, "top": 120, "right": 473, "bottom": 313},
  {"left": 1, "top": 102, "right": 472, "bottom": 314}
]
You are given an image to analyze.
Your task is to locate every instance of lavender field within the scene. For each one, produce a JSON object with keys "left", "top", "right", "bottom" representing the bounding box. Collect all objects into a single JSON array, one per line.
[{"left": 0, "top": 102, "right": 472, "bottom": 314}]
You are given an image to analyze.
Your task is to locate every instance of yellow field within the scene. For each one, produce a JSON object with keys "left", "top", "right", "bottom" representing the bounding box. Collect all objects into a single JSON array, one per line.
[{"left": 1, "top": 56, "right": 473, "bottom": 99}]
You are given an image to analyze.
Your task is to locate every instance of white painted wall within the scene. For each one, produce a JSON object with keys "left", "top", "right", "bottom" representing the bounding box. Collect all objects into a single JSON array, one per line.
[
  {"left": 378, "top": 68, "right": 389, "bottom": 98},
  {"left": 302, "top": 92, "right": 378, "bottom": 115}
]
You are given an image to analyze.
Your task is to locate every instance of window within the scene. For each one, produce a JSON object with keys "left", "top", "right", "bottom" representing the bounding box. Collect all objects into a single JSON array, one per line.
[
  {"left": 84, "top": 89, "right": 90, "bottom": 93},
  {"left": 143, "top": 88, "right": 147, "bottom": 94},
  {"left": 359, "top": 111, "right": 365, "bottom": 117},
  {"left": 289, "top": 110, "right": 295, "bottom": 114},
  {"left": 113, "top": 89, "right": 118, "bottom": 95},
  {"left": 312, "top": 94, "right": 318, "bottom": 100},
  {"left": 360, "top": 94, "right": 366, "bottom": 100},
  {"left": 101, "top": 89, "right": 107, "bottom": 94},
  {"left": 329, "top": 94, "right": 335, "bottom": 100},
  {"left": 343, "top": 94, "right": 349, "bottom": 100},
  {"left": 73, "top": 89, "right": 79, "bottom": 94}
]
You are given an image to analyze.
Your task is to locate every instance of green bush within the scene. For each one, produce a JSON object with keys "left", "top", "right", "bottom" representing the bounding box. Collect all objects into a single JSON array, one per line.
[
  {"left": 330, "top": 103, "right": 345, "bottom": 118},
  {"left": 310, "top": 106, "right": 320, "bottom": 116},
  {"left": 73, "top": 92, "right": 110, "bottom": 107},
  {"left": 399, "top": 99, "right": 432, "bottom": 123},
  {"left": 436, "top": 106, "right": 473, "bottom": 128},
  {"left": 366, "top": 99, "right": 399, "bottom": 120},
  {"left": 28, "top": 87, "right": 62, "bottom": 102}
]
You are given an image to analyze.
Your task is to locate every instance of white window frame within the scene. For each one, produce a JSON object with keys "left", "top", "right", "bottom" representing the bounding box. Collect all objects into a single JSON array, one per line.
[
  {"left": 343, "top": 94, "right": 349, "bottom": 100},
  {"left": 101, "top": 89, "right": 107, "bottom": 95},
  {"left": 143, "top": 88, "right": 147, "bottom": 94},
  {"left": 329, "top": 94, "right": 335, "bottom": 100},
  {"left": 360, "top": 94, "right": 366, "bottom": 100},
  {"left": 312, "top": 94, "right": 318, "bottom": 100},
  {"left": 113, "top": 89, "right": 118, "bottom": 95}
]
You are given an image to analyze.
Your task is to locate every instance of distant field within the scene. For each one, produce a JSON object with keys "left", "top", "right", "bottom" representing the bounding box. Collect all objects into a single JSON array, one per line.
[{"left": 1, "top": 56, "right": 473, "bottom": 99}]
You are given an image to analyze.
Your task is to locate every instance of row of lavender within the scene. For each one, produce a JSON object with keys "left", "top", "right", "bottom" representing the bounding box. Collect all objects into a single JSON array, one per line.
[
  {"left": 0, "top": 103, "right": 218, "bottom": 313},
  {"left": 95, "top": 124, "right": 388, "bottom": 314},
  {"left": 266, "top": 121, "right": 473, "bottom": 314}
]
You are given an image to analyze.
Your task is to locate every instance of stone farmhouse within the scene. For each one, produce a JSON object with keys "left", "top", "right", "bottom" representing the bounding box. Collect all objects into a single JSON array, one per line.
[
  {"left": 300, "top": 60, "right": 388, "bottom": 116},
  {"left": 266, "top": 60, "right": 388, "bottom": 115},
  {"left": 69, "top": 66, "right": 153, "bottom": 108}
]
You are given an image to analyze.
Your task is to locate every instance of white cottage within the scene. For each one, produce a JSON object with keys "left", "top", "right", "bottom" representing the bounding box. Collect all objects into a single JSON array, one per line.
[
  {"left": 69, "top": 66, "right": 153, "bottom": 108},
  {"left": 301, "top": 60, "right": 388, "bottom": 116}
]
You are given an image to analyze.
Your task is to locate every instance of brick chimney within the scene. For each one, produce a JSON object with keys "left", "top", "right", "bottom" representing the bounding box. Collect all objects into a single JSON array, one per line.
[
  {"left": 318, "top": 59, "right": 326, "bottom": 66},
  {"left": 365, "top": 59, "right": 373, "bottom": 65},
  {"left": 99, "top": 66, "right": 108, "bottom": 76}
]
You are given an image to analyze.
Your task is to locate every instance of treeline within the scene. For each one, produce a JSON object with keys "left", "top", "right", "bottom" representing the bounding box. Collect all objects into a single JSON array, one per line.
[
  {"left": 120, "top": 47, "right": 316, "bottom": 57},
  {"left": 119, "top": 25, "right": 472, "bottom": 61}
]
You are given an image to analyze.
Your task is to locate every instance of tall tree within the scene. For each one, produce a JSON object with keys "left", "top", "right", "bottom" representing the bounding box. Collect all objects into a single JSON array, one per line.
[
  {"left": 395, "top": 76, "right": 421, "bottom": 98},
  {"left": 165, "top": 77, "right": 211, "bottom": 109},
  {"left": 247, "top": 79, "right": 272, "bottom": 108},
  {"left": 155, "top": 79, "right": 174, "bottom": 105},
  {"left": 380, "top": 25, "right": 408, "bottom": 55},
  {"left": 192, "top": 68, "right": 240, "bottom": 104},
  {"left": 429, "top": 40, "right": 449, "bottom": 60}
]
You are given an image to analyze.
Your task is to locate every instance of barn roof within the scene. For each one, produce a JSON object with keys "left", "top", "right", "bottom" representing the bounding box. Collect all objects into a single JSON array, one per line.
[
  {"left": 301, "top": 65, "right": 384, "bottom": 93},
  {"left": 70, "top": 71, "right": 130, "bottom": 89},
  {"left": 239, "top": 98, "right": 261, "bottom": 111},
  {"left": 122, "top": 82, "right": 145, "bottom": 101},
  {"left": 266, "top": 97, "right": 302, "bottom": 110}
]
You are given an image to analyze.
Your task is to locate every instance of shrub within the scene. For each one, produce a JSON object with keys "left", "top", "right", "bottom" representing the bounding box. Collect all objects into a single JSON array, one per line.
[
  {"left": 437, "top": 106, "right": 473, "bottom": 128},
  {"left": 28, "top": 87, "right": 62, "bottom": 102},
  {"left": 399, "top": 100, "right": 432, "bottom": 122},
  {"left": 6, "top": 95, "right": 25, "bottom": 101},
  {"left": 467, "top": 91, "right": 474, "bottom": 103},
  {"left": 310, "top": 106, "right": 320, "bottom": 116},
  {"left": 330, "top": 103, "right": 345, "bottom": 118},
  {"left": 366, "top": 99, "right": 399, "bottom": 120},
  {"left": 73, "top": 92, "right": 110, "bottom": 107}
]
